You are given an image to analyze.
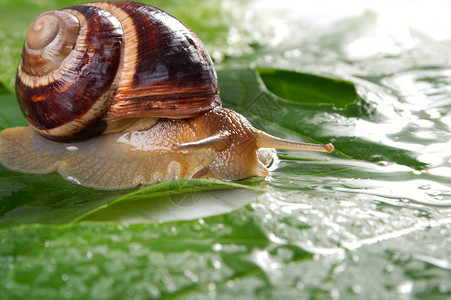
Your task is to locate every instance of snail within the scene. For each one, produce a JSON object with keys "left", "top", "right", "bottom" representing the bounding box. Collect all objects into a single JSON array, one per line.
[{"left": 0, "top": 1, "right": 334, "bottom": 190}]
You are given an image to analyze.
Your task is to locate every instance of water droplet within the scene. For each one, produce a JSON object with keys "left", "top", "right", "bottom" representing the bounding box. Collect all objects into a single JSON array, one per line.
[
  {"left": 296, "top": 281, "right": 305, "bottom": 290},
  {"left": 264, "top": 55, "right": 275, "bottom": 63},
  {"left": 213, "top": 243, "right": 222, "bottom": 251},
  {"left": 284, "top": 49, "right": 302, "bottom": 58},
  {"left": 213, "top": 260, "right": 222, "bottom": 270},
  {"left": 65, "top": 145, "right": 78, "bottom": 152},
  {"left": 212, "top": 51, "right": 224, "bottom": 63},
  {"left": 333, "top": 263, "right": 346, "bottom": 275},
  {"left": 427, "top": 190, "right": 441, "bottom": 196},
  {"left": 86, "top": 251, "right": 93, "bottom": 259},
  {"left": 385, "top": 264, "right": 394, "bottom": 273},
  {"left": 439, "top": 283, "right": 448, "bottom": 293},
  {"left": 397, "top": 281, "right": 413, "bottom": 294},
  {"left": 44, "top": 240, "right": 50, "bottom": 248},
  {"left": 184, "top": 269, "right": 199, "bottom": 283},
  {"left": 226, "top": 279, "right": 236, "bottom": 288},
  {"left": 61, "top": 274, "right": 69, "bottom": 282},
  {"left": 330, "top": 288, "right": 340, "bottom": 299},
  {"left": 352, "top": 284, "right": 362, "bottom": 294},
  {"left": 207, "top": 282, "right": 217, "bottom": 298},
  {"left": 339, "top": 200, "right": 357, "bottom": 208},
  {"left": 418, "top": 184, "right": 431, "bottom": 190}
]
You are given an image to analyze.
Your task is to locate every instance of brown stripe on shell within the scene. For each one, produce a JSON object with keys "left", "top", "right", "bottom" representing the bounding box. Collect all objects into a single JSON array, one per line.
[
  {"left": 83, "top": 2, "right": 140, "bottom": 115},
  {"left": 86, "top": 1, "right": 220, "bottom": 120},
  {"left": 15, "top": 6, "right": 125, "bottom": 139},
  {"left": 109, "top": 91, "right": 222, "bottom": 119}
]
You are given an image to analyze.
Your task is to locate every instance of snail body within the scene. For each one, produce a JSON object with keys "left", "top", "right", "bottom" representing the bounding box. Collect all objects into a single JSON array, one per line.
[
  {"left": 0, "top": 2, "right": 333, "bottom": 190},
  {"left": 0, "top": 107, "right": 332, "bottom": 189}
]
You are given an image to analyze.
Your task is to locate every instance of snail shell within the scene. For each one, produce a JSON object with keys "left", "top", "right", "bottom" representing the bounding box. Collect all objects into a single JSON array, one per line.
[
  {"left": 16, "top": 1, "right": 220, "bottom": 142},
  {"left": 0, "top": 2, "right": 334, "bottom": 190}
]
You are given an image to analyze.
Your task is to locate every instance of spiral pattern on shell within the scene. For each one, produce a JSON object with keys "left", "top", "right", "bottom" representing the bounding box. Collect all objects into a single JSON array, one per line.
[{"left": 16, "top": 1, "right": 220, "bottom": 141}]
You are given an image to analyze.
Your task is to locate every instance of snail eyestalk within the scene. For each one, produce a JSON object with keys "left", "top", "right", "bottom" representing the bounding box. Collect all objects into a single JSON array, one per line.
[{"left": 256, "top": 131, "right": 334, "bottom": 153}]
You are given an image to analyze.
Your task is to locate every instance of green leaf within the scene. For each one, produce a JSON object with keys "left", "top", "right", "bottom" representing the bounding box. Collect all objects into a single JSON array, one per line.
[
  {"left": 0, "top": 169, "right": 264, "bottom": 227},
  {"left": 1, "top": 196, "right": 450, "bottom": 299},
  {"left": 0, "top": 166, "right": 128, "bottom": 227},
  {"left": 0, "top": 93, "right": 27, "bottom": 129},
  {"left": 0, "top": 210, "right": 313, "bottom": 299},
  {"left": 256, "top": 68, "right": 357, "bottom": 108}
]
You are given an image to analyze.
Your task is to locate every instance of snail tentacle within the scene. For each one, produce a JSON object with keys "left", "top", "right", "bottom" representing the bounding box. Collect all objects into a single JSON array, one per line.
[{"left": 255, "top": 131, "right": 334, "bottom": 153}]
